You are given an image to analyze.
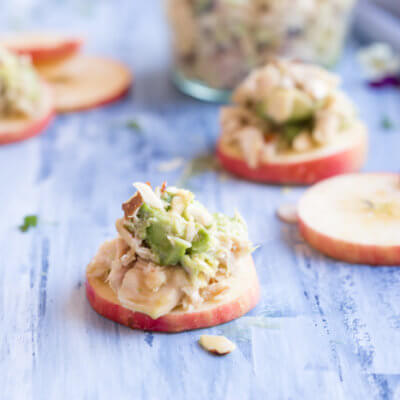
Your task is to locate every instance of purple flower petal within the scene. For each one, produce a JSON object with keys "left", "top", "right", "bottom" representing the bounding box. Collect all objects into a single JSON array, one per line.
[{"left": 368, "top": 76, "right": 400, "bottom": 88}]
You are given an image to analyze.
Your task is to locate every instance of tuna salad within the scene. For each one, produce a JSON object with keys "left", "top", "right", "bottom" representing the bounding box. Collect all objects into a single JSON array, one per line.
[
  {"left": 219, "top": 59, "right": 360, "bottom": 168},
  {"left": 0, "top": 47, "right": 42, "bottom": 117},
  {"left": 87, "top": 182, "right": 253, "bottom": 319}
]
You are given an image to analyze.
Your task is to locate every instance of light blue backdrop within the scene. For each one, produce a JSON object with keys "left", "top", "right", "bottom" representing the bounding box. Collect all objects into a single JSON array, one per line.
[{"left": 1, "top": 1, "right": 400, "bottom": 399}]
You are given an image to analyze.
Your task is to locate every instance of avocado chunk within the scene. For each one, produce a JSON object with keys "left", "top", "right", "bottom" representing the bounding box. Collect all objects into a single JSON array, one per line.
[
  {"left": 138, "top": 204, "right": 191, "bottom": 265},
  {"left": 258, "top": 88, "right": 315, "bottom": 124},
  {"left": 288, "top": 89, "right": 315, "bottom": 122},
  {"left": 191, "top": 226, "right": 211, "bottom": 253},
  {"left": 147, "top": 223, "right": 190, "bottom": 265}
]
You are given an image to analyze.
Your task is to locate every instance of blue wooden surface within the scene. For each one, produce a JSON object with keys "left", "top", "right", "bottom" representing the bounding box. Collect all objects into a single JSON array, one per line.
[{"left": 1, "top": 1, "right": 400, "bottom": 399}]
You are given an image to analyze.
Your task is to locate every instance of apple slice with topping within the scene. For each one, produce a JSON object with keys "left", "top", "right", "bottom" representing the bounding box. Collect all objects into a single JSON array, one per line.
[
  {"left": 86, "top": 254, "right": 260, "bottom": 332},
  {"left": 298, "top": 173, "right": 400, "bottom": 265},
  {"left": 0, "top": 33, "right": 83, "bottom": 64},
  {"left": 217, "top": 123, "right": 367, "bottom": 185},
  {"left": 217, "top": 60, "right": 368, "bottom": 184},
  {"left": 0, "top": 83, "right": 54, "bottom": 145},
  {"left": 37, "top": 55, "right": 132, "bottom": 112}
]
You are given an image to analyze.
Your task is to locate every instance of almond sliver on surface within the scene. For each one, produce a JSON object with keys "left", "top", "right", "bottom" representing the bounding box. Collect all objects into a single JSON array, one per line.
[
  {"left": 298, "top": 173, "right": 400, "bottom": 265},
  {"left": 37, "top": 55, "right": 132, "bottom": 112},
  {"left": 199, "top": 335, "right": 236, "bottom": 355}
]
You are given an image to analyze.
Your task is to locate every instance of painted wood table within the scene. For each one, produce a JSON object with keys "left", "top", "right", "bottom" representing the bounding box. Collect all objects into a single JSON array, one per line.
[{"left": 1, "top": 1, "right": 400, "bottom": 399}]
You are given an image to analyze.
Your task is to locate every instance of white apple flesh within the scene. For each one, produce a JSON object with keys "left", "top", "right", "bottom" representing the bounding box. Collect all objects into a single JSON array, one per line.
[
  {"left": 298, "top": 173, "right": 400, "bottom": 265},
  {"left": 37, "top": 56, "right": 132, "bottom": 113},
  {"left": 86, "top": 255, "right": 260, "bottom": 332}
]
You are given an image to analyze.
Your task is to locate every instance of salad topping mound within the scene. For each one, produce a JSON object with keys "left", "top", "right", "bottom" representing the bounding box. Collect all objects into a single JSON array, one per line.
[
  {"left": 220, "top": 60, "right": 359, "bottom": 168},
  {"left": 0, "top": 47, "right": 41, "bottom": 118},
  {"left": 87, "top": 182, "right": 253, "bottom": 319}
]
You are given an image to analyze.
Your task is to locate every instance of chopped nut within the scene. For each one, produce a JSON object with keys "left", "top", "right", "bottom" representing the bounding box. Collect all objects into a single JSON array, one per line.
[
  {"left": 199, "top": 335, "right": 236, "bottom": 355},
  {"left": 276, "top": 204, "right": 298, "bottom": 224},
  {"left": 292, "top": 132, "right": 313, "bottom": 152},
  {"left": 122, "top": 192, "right": 143, "bottom": 218}
]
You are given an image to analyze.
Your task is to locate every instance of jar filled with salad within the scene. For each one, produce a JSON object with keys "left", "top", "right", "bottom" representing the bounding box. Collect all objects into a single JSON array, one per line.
[{"left": 166, "top": 0, "right": 357, "bottom": 101}]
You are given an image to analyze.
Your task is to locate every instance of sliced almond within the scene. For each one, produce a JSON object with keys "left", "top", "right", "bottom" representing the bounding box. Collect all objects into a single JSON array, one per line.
[
  {"left": 122, "top": 193, "right": 143, "bottom": 219},
  {"left": 198, "top": 335, "right": 236, "bottom": 355},
  {"left": 276, "top": 204, "right": 298, "bottom": 224}
]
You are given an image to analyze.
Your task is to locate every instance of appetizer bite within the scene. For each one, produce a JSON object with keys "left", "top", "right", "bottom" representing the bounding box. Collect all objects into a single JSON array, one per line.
[
  {"left": 0, "top": 48, "right": 53, "bottom": 145},
  {"left": 217, "top": 60, "right": 367, "bottom": 184},
  {"left": 298, "top": 173, "right": 400, "bottom": 265},
  {"left": 86, "top": 182, "right": 260, "bottom": 332},
  {"left": 37, "top": 55, "right": 132, "bottom": 112},
  {"left": 0, "top": 32, "right": 83, "bottom": 64}
]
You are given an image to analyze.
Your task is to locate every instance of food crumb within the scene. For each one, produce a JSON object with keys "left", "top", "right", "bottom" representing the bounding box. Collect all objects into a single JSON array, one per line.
[
  {"left": 276, "top": 204, "right": 298, "bottom": 224},
  {"left": 156, "top": 157, "right": 185, "bottom": 172},
  {"left": 281, "top": 186, "right": 293, "bottom": 194},
  {"left": 381, "top": 115, "right": 395, "bottom": 131},
  {"left": 19, "top": 215, "right": 38, "bottom": 232},
  {"left": 199, "top": 335, "right": 236, "bottom": 355},
  {"left": 126, "top": 120, "right": 142, "bottom": 132}
]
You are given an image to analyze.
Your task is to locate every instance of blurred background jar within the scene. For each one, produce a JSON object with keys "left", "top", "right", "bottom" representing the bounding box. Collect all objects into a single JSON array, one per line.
[{"left": 166, "top": 0, "right": 357, "bottom": 101}]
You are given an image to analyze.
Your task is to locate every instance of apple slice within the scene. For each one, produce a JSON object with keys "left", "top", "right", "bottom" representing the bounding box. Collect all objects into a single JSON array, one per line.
[
  {"left": 217, "top": 123, "right": 367, "bottom": 185},
  {"left": 0, "top": 84, "right": 54, "bottom": 145},
  {"left": 0, "top": 33, "right": 83, "bottom": 64},
  {"left": 86, "top": 255, "right": 260, "bottom": 332},
  {"left": 37, "top": 55, "right": 132, "bottom": 112},
  {"left": 298, "top": 173, "right": 400, "bottom": 265}
]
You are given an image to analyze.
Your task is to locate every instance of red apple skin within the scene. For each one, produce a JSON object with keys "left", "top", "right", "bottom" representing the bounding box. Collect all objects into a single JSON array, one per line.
[
  {"left": 0, "top": 84, "right": 54, "bottom": 145},
  {"left": 298, "top": 217, "right": 400, "bottom": 266},
  {"left": 85, "top": 263, "right": 260, "bottom": 332},
  {"left": 216, "top": 138, "right": 367, "bottom": 185},
  {"left": 0, "top": 110, "right": 54, "bottom": 145},
  {"left": 11, "top": 38, "right": 83, "bottom": 64},
  {"left": 58, "top": 84, "right": 131, "bottom": 114}
]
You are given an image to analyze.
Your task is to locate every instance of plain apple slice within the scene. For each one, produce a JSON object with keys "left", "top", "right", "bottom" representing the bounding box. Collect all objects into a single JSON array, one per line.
[
  {"left": 86, "top": 255, "right": 260, "bottom": 332},
  {"left": 0, "top": 84, "right": 54, "bottom": 145},
  {"left": 0, "top": 33, "right": 83, "bottom": 63},
  {"left": 37, "top": 55, "right": 132, "bottom": 112},
  {"left": 217, "top": 123, "right": 367, "bottom": 185},
  {"left": 298, "top": 173, "right": 400, "bottom": 265}
]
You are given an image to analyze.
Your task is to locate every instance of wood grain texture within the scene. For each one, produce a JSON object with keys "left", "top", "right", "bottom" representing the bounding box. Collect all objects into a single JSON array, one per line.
[{"left": 1, "top": 1, "right": 400, "bottom": 399}]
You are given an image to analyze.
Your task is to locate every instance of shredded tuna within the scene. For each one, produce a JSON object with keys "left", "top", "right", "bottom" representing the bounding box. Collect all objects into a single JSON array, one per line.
[{"left": 220, "top": 60, "right": 359, "bottom": 168}]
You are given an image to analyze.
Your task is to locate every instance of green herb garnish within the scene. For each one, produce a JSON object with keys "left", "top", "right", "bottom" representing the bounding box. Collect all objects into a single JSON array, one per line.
[
  {"left": 381, "top": 116, "right": 394, "bottom": 130},
  {"left": 126, "top": 120, "right": 142, "bottom": 132},
  {"left": 19, "top": 215, "right": 38, "bottom": 232}
]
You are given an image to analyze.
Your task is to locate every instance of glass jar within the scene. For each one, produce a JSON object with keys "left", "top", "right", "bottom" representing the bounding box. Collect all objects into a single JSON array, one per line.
[{"left": 166, "top": 0, "right": 357, "bottom": 101}]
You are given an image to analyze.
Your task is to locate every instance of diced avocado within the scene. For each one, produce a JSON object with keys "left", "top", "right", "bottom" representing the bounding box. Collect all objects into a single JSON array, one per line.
[
  {"left": 191, "top": 226, "right": 211, "bottom": 253},
  {"left": 258, "top": 88, "right": 315, "bottom": 124},
  {"left": 181, "top": 254, "right": 217, "bottom": 278},
  {"left": 281, "top": 118, "right": 314, "bottom": 145},
  {"left": 139, "top": 204, "right": 191, "bottom": 265},
  {"left": 146, "top": 223, "right": 191, "bottom": 265},
  {"left": 290, "top": 89, "right": 315, "bottom": 122},
  {"left": 282, "top": 123, "right": 304, "bottom": 144}
]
